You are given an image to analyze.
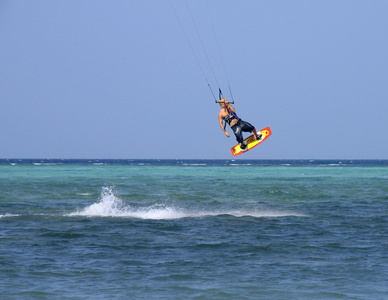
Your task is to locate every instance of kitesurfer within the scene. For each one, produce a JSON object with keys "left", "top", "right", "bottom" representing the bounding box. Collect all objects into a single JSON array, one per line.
[{"left": 218, "top": 98, "right": 262, "bottom": 151}]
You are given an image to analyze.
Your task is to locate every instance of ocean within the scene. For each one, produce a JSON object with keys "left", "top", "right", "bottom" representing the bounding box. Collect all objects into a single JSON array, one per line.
[{"left": 1, "top": 159, "right": 387, "bottom": 299}]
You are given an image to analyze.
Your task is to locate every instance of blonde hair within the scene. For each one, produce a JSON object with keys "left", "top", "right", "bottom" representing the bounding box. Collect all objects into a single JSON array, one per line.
[{"left": 219, "top": 97, "right": 227, "bottom": 105}]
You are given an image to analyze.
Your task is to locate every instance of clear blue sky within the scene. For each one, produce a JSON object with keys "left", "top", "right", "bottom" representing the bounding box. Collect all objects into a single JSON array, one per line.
[{"left": 1, "top": 0, "right": 387, "bottom": 159}]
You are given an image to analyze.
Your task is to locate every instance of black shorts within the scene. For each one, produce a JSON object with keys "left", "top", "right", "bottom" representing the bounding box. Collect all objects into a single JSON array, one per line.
[{"left": 231, "top": 120, "right": 255, "bottom": 143}]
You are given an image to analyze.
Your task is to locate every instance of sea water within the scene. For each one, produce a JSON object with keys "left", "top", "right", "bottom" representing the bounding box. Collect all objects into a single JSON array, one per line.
[{"left": 0, "top": 159, "right": 387, "bottom": 299}]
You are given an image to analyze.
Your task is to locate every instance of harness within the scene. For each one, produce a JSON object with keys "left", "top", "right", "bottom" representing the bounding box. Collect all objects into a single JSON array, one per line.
[{"left": 223, "top": 108, "right": 240, "bottom": 126}]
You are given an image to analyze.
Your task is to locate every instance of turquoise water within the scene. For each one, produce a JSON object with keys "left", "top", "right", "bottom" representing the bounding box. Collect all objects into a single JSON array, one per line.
[{"left": 1, "top": 160, "right": 387, "bottom": 299}]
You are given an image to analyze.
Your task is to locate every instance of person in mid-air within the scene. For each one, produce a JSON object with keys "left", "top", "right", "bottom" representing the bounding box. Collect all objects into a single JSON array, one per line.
[{"left": 218, "top": 98, "right": 262, "bottom": 151}]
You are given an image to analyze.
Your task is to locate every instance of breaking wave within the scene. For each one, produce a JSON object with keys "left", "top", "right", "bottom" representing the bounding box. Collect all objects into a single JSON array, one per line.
[
  {"left": 0, "top": 213, "right": 20, "bottom": 218},
  {"left": 68, "top": 187, "right": 305, "bottom": 220}
]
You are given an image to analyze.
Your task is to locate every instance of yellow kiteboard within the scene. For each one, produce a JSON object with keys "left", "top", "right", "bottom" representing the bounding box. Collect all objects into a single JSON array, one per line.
[{"left": 231, "top": 127, "right": 272, "bottom": 156}]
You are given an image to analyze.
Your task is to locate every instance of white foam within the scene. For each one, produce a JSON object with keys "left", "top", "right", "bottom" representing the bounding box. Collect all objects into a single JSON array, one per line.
[
  {"left": 69, "top": 187, "right": 124, "bottom": 217},
  {"left": 76, "top": 193, "right": 93, "bottom": 196},
  {"left": 68, "top": 187, "right": 305, "bottom": 220},
  {"left": 0, "top": 213, "right": 20, "bottom": 218}
]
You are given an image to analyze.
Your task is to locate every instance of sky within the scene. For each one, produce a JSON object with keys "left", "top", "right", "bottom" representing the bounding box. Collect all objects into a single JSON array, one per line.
[{"left": 1, "top": 0, "right": 387, "bottom": 159}]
